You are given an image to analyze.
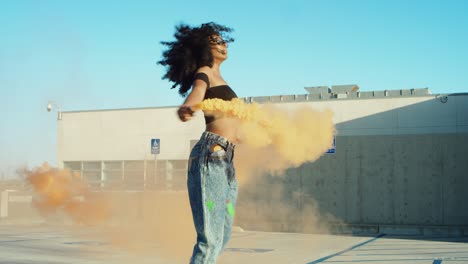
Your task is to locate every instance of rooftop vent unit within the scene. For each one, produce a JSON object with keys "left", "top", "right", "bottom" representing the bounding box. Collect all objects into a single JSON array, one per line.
[
  {"left": 304, "top": 86, "right": 331, "bottom": 94},
  {"left": 331, "top": 84, "right": 359, "bottom": 94},
  {"left": 331, "top": 84, "right": 359, "bottom": 99}
]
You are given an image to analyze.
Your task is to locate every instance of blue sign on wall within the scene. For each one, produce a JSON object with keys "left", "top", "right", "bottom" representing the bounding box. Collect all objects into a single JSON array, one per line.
[
  {"left": 151, "top": 139, "right": 160, "bottom": 154},
  {"left": 326, "top": 136, "right": 336, "bottom": 154}
]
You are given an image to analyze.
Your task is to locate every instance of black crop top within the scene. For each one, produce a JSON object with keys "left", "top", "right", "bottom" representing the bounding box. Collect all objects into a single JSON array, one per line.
[{"left": 193, "top": 72, "right": 238, "bottom": 124}]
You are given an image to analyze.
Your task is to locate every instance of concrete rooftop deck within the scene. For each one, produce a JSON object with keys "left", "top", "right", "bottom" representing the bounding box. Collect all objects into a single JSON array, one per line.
[{"left": 1, "top": 224, "right": 467, "bottom": 264}]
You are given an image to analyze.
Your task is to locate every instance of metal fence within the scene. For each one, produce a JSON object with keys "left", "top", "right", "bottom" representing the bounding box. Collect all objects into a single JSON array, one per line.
[{"left": 64, "top": 160, "right": 188, "bottom": 191}]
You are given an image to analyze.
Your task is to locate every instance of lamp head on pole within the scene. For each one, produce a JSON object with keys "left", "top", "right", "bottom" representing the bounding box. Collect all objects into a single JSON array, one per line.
[{"left": 46, "top": 101, "right": 62, "bottom": 120}]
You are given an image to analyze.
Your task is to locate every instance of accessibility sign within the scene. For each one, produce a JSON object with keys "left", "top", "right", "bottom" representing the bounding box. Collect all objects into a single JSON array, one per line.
[
  {"left": 151, "top": 139, "right": 160, "bottom": 154},
  {"left": 326, "top": 136, "right": 336, "bottom": 154}
]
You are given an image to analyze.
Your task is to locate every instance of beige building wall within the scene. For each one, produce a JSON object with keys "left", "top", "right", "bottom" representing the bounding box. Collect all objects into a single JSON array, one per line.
[
  {"left": 56, "top": 92, "right": 468, "bottom": 230},
  {"left": 58, "top": 93, "right": 467, "bottom": 163}
]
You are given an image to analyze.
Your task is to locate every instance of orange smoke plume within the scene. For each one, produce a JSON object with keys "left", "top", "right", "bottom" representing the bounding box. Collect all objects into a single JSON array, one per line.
[
  {"left": 195, "top": 98, "right": 335, "bottom": 178},
  {"left": 26, "top": 163, "right": 109, "bottom": 224},
  {"left": 193, "top": 98, "right": 264, "bottom": 123}
]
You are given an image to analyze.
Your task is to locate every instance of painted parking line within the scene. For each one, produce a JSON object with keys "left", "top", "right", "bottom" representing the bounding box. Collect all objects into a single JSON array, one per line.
[
  {"left": 322, "top": 257, "right": 468, "bottom": 263},
  {"left": 306, "top": 234, "right": 386, "bottom": 264},
  {"left": 350, "top": 251, "right": 468, "bottom": 256},
  {"left": 354, "top": 246, "right": 468, "bottom": 251},
  {"left": 224, "top": 248, "right": 274, "bottom": 253},
  {"left": 323, "top": 258, "right": 440, "bottom": 263}
]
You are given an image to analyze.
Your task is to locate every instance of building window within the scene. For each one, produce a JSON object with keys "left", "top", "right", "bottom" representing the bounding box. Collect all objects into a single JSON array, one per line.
[
  {"left": 145, "top": 160, "right": 167, "bottom": 190},
  {"left": 64, "top": 161, "right": 82, "bottom": 179},
  {"left": 190, "top": 140, "right": 199, "bottom": 151},
  {"left": 124, "top": 161, "right": 145, "bottom": 190},
  {"left": 82, "top": 161, "right": 102, "bottom": 189},
  {"left": 103, "top": 161, "right": 123, "bottom": 189},
  {"left": 169, "top": 160, "right": 188, "bottom": 190}
]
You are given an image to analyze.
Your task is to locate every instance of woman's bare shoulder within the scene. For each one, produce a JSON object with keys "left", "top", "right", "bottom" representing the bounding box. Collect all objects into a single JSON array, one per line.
[{"left": 196, "top": 66, "right": 213, "bottom": 75}]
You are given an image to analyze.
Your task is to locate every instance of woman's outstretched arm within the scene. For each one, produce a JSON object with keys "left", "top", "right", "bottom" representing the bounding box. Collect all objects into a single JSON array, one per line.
[{"left": 177, "top": 75, "right": 209, "bottom": 122}]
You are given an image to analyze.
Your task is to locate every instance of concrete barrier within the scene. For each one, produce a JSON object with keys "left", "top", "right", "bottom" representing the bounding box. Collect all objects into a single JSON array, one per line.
[
  {"left": 0, "top": 190, "right": 39, "bottom": 220},
  {"left": 0, "top": 190, "right": 8, "bottom": 218}
]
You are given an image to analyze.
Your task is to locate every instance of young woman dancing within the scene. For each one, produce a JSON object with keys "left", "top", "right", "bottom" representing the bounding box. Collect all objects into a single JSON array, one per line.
[{"left": 159, "top": 22, "right": 239, "bottom": 264}]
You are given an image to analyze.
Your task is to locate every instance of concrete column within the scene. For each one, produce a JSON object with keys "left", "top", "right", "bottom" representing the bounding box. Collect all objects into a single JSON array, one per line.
[{"left": 0, "top": 191, "right": 8, "bottom": 218}]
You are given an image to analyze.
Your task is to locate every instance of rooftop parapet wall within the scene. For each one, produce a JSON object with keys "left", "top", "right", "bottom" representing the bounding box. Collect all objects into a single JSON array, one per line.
[{"left": 243, "top": 87, "right": 435, "bottom": 103}]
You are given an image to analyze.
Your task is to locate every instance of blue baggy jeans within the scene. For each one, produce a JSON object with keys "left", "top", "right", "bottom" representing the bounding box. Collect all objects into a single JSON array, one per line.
[{"left": 187, "top": 131, "right": 238, "bottom": 264}]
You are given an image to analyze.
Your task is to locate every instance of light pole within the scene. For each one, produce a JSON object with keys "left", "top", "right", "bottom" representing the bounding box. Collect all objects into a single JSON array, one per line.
[{"left": 47, "top": 101, "right": 62, "bottom": 120}]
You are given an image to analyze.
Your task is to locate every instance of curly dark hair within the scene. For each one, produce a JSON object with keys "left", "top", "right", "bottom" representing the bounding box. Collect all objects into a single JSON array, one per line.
[{"left": 158, "top": 22, "right": 234, "bottom": 97}]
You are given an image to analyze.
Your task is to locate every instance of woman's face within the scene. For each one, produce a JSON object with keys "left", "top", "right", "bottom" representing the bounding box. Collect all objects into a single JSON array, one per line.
[{"left": 209, "top": 35, "right": 228, "bottom": 61}]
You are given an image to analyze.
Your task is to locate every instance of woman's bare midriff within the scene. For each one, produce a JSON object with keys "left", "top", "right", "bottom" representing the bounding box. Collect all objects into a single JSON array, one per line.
[{"left": 206, "top": 117, "right": 240, "bottom": 144}]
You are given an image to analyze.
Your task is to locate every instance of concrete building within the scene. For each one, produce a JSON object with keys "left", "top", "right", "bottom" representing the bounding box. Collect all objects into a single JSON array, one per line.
[{"left": 56, "top": 86, "right": 468, "bottom": 233}]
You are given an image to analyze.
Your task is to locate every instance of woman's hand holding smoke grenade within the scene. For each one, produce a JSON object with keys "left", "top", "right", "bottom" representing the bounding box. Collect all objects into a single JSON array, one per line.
[{"left": 177, "top": 105, "right": 194, "bottom": 122}]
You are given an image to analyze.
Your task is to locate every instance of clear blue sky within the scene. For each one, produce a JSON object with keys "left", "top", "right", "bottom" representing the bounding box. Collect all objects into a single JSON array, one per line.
[{"left": 1, "top": 0, "right": 467, "bottom": 177}]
